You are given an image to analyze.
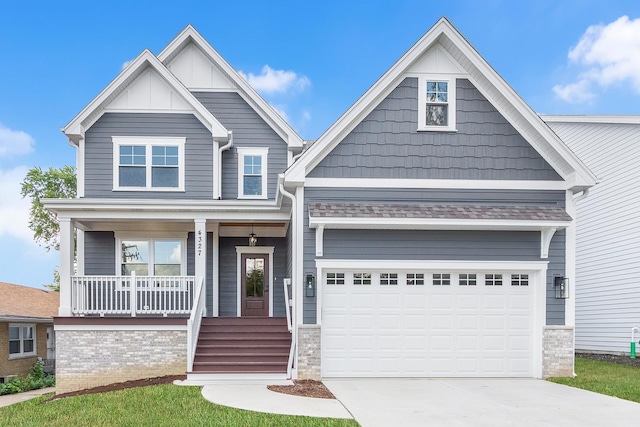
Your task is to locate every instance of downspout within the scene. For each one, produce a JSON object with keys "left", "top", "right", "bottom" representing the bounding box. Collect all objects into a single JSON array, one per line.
[
  {"left": 216, "top": 131, "right": 233, "bottom": 200},
  {"left": 573, "top": 188, "right": 589, "bottom": 203},
  {"left": 279, "top": 175, "right": 297, "bottom": 379}
]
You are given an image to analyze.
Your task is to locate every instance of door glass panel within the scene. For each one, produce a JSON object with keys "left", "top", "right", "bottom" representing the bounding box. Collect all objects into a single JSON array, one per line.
[{"left": 245, "top": 257, "right": 265, "bottom": 298}]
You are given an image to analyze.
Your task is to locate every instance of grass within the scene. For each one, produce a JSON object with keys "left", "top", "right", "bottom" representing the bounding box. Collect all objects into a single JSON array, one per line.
[
  {"left": 0, "top": 383, "right": 359, "bottom": 427},
  {"left": 548, "top": 357, "right": 640, "bottom": 403}
]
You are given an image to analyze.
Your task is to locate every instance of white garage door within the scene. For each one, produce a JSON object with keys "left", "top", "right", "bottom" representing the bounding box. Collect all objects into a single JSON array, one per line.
[{"left": 322, "top": 269, "right": 536, "bottom": 377}]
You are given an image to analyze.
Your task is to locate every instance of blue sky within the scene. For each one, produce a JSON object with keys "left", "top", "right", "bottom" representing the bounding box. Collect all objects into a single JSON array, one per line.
[{"left": 1, "top": 0, "right": 639, "bottom": 289}]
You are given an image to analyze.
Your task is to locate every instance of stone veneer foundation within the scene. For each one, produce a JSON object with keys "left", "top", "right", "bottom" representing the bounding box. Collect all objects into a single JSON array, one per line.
[
  {"left": 542, "top": 325, "right": 574, "bottom": 378},
  {"left": 55, "top": 320, "right": 187, "bottom": 394},
  {"left": 297, "top": 325, "right": 321, "bottom": 380}
]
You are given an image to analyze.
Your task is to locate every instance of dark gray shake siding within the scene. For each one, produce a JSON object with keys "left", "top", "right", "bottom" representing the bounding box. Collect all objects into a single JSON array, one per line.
[
  {"left": 309, "top": 78, "right": 562, "bottom": 181},
  {"left": 218, "top": 237, "right": 288, "bottom": 317},
  {"left": 302, "top": 188, "right": 566, "bottom": 325},
  {"left": 84, "top": 113, "right": 214, "bottom": 199},
  {"left": 192, "top": 92, "right": 288, "bottom": 200}
]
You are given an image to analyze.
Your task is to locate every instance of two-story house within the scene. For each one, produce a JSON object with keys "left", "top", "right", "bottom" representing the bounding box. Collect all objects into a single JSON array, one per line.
[{"left": 45, "top": 18, "right": 596, "bottom": 394}]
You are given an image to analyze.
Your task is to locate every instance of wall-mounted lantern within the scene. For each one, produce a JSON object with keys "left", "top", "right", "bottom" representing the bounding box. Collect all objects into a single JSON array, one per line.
[
  {"left": 554, "top": 276, "right": 569, "bottom": 299},
  {"left": 249, "top": 224, "right": 257, "bottom": 247},
  {"left": 305, "top": 274, "right": 315, "bottom": 298}
]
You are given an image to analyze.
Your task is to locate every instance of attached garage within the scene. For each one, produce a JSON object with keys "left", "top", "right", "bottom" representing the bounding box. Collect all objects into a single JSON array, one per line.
[{"left": 318, "top": 260, "right": 547, "bottom": 378}]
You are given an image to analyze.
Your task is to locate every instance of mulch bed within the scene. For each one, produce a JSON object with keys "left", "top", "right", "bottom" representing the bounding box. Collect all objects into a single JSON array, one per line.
[
  {"left": 576, "top": 352, "right": 640, "bottom": 368},
  {"left": 267, "top": 379, "right": 335, "bottom": 399}
]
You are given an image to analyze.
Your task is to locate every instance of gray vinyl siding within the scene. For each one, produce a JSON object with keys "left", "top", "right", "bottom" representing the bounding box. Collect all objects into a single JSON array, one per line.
[
  {"left": 309, "top": 78, "right": 561, "bottom": 181},
  {"left": 84, "top": 232, "right": 116, "bottom": 275},
  {"left": 302, "top": 187, "right": 566, "bottom": 324},
  {"left": 218, "top": 237, "right": 288, "bottom": 317},
  {"left": 192, "top": 92, "right": 288, "bottom": 200},
  {"left": 84, "top": 113, "right": 213, "bottom": 199}
]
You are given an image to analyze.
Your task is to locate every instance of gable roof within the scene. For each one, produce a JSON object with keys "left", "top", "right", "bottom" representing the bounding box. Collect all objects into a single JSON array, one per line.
[
  {"left": 62, "top": 50, "right": 229, "bottom": 145},
  {"left": 157, "top": 25, "right": 304, "bottom": 150},
  {"left": 0, "top": 282, "right": 59, "bottom": 320},
  {"left": 285, "top": 17, "right": 597, "bottom": 192}
]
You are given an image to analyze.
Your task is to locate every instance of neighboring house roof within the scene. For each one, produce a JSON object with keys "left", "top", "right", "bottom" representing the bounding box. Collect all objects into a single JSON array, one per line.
[
  {"left": 286, "top": 17, "right": 597, "bottom": 191},
  {"left": 157, "top": 25, "right": 304, "bottom": 150},
  {"left": 63, "top": 50, "right": 229, "bottom": 145},
  {"left": 0, "top": 282, "right": 59, "bottom": 321}
]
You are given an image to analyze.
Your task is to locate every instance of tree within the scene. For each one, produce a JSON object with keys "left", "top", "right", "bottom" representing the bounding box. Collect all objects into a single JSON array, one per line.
[{"left": 20, "top": 166, "right": 76, "bottom": 290}]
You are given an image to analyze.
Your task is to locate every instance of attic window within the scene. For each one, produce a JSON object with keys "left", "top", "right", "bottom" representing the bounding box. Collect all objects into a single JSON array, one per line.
[{"left": 418, "top": 77, "right": 456, "bottom": 132}]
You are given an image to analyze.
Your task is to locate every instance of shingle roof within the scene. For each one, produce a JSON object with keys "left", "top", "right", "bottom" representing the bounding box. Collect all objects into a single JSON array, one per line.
[
  {"left": 309, "top": 203, "right": 572, "bottom": 222},
  {"left": 0, "top": 282, "right": 59, "bottom": 319}
]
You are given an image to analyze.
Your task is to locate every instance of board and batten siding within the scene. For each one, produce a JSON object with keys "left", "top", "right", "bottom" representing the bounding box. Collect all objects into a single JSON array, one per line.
[
  {"left": 546, "top": 120, "right": 640, "bottom": 353},
  {"left": 302, "top": 188, "right": 566, "bottom": 324},
  {"left": 308, "top": 78, "right": 561, "bottom": 181},
  {"left": 192, "top": 92, "right": 288, "bottom": 200},
  {"left": 84, "top": 113, "right": 214, "bottom": 199}
]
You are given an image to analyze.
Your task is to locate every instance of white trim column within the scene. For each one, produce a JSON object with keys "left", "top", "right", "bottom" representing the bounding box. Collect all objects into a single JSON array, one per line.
[
  {"left": 210, "top": 222, "right": 219, "bottom": 317},
  {"left": 565, "top": 190, "right": 576, "bottom": 327},
  {"left": 194, "top": 219, "right": 207, "bottom": 316},
  {"left": 59, "top": 217, "right": 75, "bottom": 316},
  {"left": 76, "top": 229, "right": 85, "bottom": 275}
]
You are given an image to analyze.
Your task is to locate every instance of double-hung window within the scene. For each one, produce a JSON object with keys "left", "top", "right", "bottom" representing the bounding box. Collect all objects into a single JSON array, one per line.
[
  {"left": 113, "top": 137, "right": 185, "bottom": 191},
  {"left": 9, "top": 324, "right": 35, "bottom": 358},
  {"left": 237, "top": 147, "right": 268, "bottom": 199},
  {"left": 418, "top": 77, "right": 456, "bottom": 131}
]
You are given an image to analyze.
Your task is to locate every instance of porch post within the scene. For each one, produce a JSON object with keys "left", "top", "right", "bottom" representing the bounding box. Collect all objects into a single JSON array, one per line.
[
  {"left": 194, "top": 218, "right": 207, "bottom": 316},
  {"left": 59, "top": 217, "right": 75, "bottom": 316},
  {"left": 210, "top": 222, "right": 219, "bottom": 317}
]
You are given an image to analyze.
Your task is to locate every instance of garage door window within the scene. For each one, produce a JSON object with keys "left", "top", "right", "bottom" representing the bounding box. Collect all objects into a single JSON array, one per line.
[
  {"left": 354, "top": 273, "right": 372, "bottom": 285},
  {"left": 511, "top": 274, "right": 529, "bottom": 286},
  {"left": 380, "top": 273, "right": 398, "bottom": 285},
  {"left": 407, "top": 273, "right": 425, "bottom": 285},
  {"left": 485, "top": 274, "right": 503, "bottom": 286},
  {"left": 326, "top": 273, "right": 345, "bottom": 285},
  {"left": 433, "top": 273, "right": 450, "bottom": 286},
  {"left": 459, "top": 273, "right": 477, "bottom": 286}
]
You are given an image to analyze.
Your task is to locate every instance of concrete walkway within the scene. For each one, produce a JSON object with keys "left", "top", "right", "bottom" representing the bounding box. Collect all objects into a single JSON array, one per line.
[
  {"left": 199, "top": 380, "right": 352, "bottom": 419},
  {"left": 0, "top": 387, "right": 55, "bottom": 408}
]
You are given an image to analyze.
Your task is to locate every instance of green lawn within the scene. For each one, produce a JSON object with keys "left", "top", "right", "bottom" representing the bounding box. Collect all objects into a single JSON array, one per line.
[
  {"left": 0, "top": 383, "right": 359, "bottom": 427},
  {"left": 548, "top": 357, "right": 640, "bottom": 403}
]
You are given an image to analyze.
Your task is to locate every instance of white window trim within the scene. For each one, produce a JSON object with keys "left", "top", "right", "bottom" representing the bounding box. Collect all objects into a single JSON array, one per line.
[
  {"left": 8, "top": 323, "right": 36, "bottom": 359},
  {"left": 418, "top": 77, "right": 457, "bottom": 132},
  {"left": 237, "top": 147, "right": 268, "bottom": 200},
  {"left": 115, "top": 233, "right": 188, "bottom": 278},
  {"left": 112, "top": 136, "right": 186, "bottom": 192}
]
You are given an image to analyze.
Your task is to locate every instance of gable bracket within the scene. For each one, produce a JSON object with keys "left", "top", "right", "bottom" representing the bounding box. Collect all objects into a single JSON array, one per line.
[{"left": 540, "top": 227, "right": 557, "bottom": 259}]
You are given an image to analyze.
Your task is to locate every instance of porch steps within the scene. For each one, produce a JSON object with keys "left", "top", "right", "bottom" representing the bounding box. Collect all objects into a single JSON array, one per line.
[{"left": 190, "top": 317, "right": 291, "bottom": 375}]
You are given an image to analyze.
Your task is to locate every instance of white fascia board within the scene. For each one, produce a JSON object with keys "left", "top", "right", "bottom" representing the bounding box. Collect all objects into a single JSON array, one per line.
[
  {"left": 157, "top": 25, "right": 303, "bottom": 149},
  {"left": 54, "top": 324, "right": 187, "bottom": 331},
  {"left": 315, "top": 258, "right": 549, "bottom": 272},
  {"left": 309, "top": 216, "right": 571, "bottom": 231},
  {"left": 304, "top": 178, "right": 567, "bottom": 190},
  {"left": 62, "top": 50, "right": 228, "bottom": 143},
  {"left": 541, "top": 115, "right": 640, "bottom": 125}
]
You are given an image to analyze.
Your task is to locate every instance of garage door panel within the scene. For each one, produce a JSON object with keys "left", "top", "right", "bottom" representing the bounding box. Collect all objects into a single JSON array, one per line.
[{"left": 322, "top": 268, "right": 536, "bottom": 378}]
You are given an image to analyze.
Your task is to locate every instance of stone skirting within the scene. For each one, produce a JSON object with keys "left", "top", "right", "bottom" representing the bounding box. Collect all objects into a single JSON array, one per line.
[
  {"left": 55, "top": 327, "right": 186, "bottom": 394},
  {"left": 297, "top": 325, "right": 321, "bottom": 380},
  {"left": 542, "top": 326, "right": 574, "bottom": 378}
]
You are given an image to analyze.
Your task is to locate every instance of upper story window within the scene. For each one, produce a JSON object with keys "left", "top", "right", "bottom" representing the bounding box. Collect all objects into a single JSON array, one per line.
[
  {"left": 113, "top": 137, "right": 185, "bottom": 191},
  {"left": 9, "top": 324, "right": 35, "bottom": 359},
  {"left": 418, "top": 77, "right": 456, "bottom": 132},
  {"left": 237, "top": 147, "right": 268, "bottom": 199}
]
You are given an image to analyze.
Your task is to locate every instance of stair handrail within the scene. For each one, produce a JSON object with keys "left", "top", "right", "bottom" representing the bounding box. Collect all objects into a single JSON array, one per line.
[
  {"left": 283, "top": 277, "right": 296, "bottom": 379},
  {"left": 187, "top": 276, "right": 205, "bottom": 372},
  {"left": 283, "top": 278, "right": 292, "bottom": 333}
]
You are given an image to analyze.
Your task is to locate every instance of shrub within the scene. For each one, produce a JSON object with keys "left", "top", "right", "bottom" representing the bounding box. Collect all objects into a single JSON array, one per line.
[{"left": 0, "top": 360, "right": 55, "bottom": 396}]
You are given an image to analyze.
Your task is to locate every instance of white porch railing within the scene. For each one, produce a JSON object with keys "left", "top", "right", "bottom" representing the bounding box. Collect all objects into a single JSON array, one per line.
[
  {"left": 187, "top": 276, "right": 206, "bottom": 372},
  {"left": 71, "top": 274, "right": 196, "bottom": 316},
  {"left": 283, "top": 278, "right": 296, "bottom": 379}
]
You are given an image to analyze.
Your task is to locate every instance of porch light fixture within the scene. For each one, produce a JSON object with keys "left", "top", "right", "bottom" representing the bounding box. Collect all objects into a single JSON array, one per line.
[
  {"left": 249, "top": 225, "right": 257, "bottom": 247},
  {"left": 305, "top": 274, "right": 315, "bottom": 298},
  {"left": 554, "top": 276, "right": 569, "bottom": 299}
]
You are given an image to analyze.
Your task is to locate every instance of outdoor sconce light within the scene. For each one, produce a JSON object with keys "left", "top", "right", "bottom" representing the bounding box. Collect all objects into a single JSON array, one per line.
[
  {"left": 554, "top": 276, "right": 569, "bottom": 299},
  {"left": 249, "top": 225, "right": 257, "bottom": 247},
  {"left": 305, "top": 274, "right": 315, "bottom": 298}
]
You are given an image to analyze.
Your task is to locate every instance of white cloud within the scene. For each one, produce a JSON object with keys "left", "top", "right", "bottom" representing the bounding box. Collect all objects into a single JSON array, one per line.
[
  {"left": 271, "top": 104, "right": 289, "bottom": 121},
  {"left": 239, "top": 65, "right": 310, "bottom": 94},
  {"left": 121, "top": 59, "right": 133, "bottom": 71},
  {"left": 554, "top": 16, "right": 640, "bottom": 103},
  {"left": 0, "top": 166, "right": 34, "bottom": 244},
  {"left": 0, "top": 124, "right": 34, "bottom": 158}
]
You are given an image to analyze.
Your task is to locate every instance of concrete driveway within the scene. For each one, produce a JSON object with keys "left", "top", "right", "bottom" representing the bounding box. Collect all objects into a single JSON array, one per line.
[{"left": 324, "top": 378, "right": 640, "bottom": 427}]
